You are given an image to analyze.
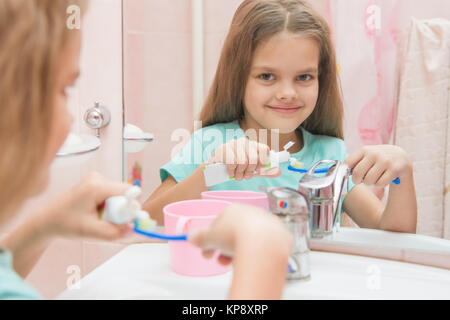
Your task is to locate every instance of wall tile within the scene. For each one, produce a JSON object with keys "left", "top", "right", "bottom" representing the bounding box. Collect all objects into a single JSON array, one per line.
[{"left": 25, "top": 239, "right": 84, "bottom": 299}]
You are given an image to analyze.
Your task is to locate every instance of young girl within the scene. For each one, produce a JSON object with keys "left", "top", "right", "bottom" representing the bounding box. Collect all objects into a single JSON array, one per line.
[
  {"left": 0, "top": 0, "right": 290, "bottom": 300},
  {"left": 143, "top": 0, "right": 417, "bottom": 233}
]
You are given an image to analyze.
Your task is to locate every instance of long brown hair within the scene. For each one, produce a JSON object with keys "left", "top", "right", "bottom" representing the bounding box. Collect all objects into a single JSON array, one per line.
[
  {"left": 199, "top": 0, "right": 344, "bottom": 139},
  {"left": 0, "top": 0, "right": 86, "bottom": 220}
]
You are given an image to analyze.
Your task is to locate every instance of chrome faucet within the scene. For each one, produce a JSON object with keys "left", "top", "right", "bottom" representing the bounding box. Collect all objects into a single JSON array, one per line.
[
  {"left": 298, "top": 160, "right": 350, "bottom": 238},
  {"left": 264, "top": 187, "right": 311, "bottom": 280}
]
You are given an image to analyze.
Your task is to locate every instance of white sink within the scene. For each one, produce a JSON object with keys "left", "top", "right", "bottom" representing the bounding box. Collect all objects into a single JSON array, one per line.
[{"left": 57, "top": 243, "right": 450, "bottom": 300}]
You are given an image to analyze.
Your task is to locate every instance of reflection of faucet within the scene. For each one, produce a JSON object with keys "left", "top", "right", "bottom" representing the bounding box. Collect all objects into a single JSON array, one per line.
[
  {"left": 263, "top": 187, "right": 311, "bottom": 280},
  {"left": 298, "top": 160, "right": 350, "bottom": 239}
]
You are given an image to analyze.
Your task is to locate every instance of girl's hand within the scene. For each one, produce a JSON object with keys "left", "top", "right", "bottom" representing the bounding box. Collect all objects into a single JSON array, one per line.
[
  {"left": 344, "top": 145, "right": 413, "bottom": 187},
  {"left": 207, "top": 138, "right": 281, "bottom": 181},
  {"left": 188, "top": 204, "right": 292, "bottom": 264},
  {"left": 42, "top": 172, "right": 132, "bottom": 240},
  {"left": 189, "top": 204, "right": 292, "bottom": 299}
]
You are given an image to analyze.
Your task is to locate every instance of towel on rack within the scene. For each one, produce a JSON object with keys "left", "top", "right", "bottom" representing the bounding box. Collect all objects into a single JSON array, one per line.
[{"left": 395, "top": 18, "right": 450, "bottom": 239}]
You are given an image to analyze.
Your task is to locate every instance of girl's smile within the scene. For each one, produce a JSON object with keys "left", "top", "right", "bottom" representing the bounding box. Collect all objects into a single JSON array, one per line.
[{"left": 265, "top": 104, "right": 302, "bottom": 115}]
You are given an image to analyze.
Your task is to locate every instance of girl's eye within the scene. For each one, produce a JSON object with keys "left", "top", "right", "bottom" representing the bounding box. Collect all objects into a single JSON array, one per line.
[
  {"left": 297, "top": 74, "right": 313, "bottom": 81},
  {"left": 258, "top": 73, "right": 275, "bottom": 81}
]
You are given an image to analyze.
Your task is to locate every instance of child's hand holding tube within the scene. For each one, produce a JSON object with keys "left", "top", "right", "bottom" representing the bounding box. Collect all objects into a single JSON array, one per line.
[{"left": 206, "top": 138, "right": 281, "bottom": 181}]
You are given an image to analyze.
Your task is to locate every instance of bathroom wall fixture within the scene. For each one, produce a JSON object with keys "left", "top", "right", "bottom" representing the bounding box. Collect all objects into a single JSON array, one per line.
[
  {"left": 55, "top": 102, "right": 109, "bottom": 159},
  {"left": 84, "top": 102, "right": 111, "bottom": 138}
]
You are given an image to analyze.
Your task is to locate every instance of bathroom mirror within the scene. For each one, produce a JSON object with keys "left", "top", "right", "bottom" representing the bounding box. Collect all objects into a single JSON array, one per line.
[{"left": 122, "top": 0, "right": 450, "bottom": 257}]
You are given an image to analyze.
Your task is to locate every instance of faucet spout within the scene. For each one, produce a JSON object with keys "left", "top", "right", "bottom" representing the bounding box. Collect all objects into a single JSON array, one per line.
[
  {"left": 331, "top": 162, "right": 350, "bottom": 227},
  {"left": 298, "top": 160, "right": 350, "bottom": 238}
]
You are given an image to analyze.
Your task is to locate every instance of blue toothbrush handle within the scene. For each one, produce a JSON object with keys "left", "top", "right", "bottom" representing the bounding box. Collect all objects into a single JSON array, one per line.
[
  {"left": 133, "top": 226, "right": 187, "bottom": 241},
  {"left": 287, "top": 165, "right": 329, "bottom": 174},
  {"left": 288, "top": 166, "right": 401, "bottom": 184}
]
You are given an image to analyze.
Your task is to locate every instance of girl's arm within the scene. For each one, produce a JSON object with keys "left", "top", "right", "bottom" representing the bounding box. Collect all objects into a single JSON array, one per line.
[
  {"left": 142, "top": 165, "right": 209, "bottom": 225},
  {"left": 0, "top": 212, "right": 54, "bottom": 278},
  {"left": 1, "top": 172, "right": 131, "bottom": 277},
  {"left": 227, "top": 229, "right": 291, "bottom": 299},
  {"left": 143, "top": 138, "right": 280, "bottom": 225},
  {"left": 377, "top": 166, "right": 417, "bottom": 232},
  {"left": 341, "top": 184, "right": 384, "bottom": 229},
  {"left": 343, "top": 146, "right": 417, "bottom": 233}
]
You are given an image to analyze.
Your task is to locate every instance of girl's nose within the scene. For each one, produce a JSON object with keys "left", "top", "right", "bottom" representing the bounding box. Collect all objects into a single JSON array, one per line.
[{"left": 276, "top": 82, "right": 298, "bottom": 102}]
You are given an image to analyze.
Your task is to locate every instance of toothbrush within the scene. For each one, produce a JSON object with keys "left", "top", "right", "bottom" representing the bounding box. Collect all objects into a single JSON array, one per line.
[
  {"left": 288, "top": 159, "right": 401, "bottom": 185},
  {"left": 133, "top": 218, "right": 187, "bottom": 241},
  {"left": 203, "top": 141, "right": 295, "bottom": 187},
  {"left": 288, "top": 159, "right": 330, "bottom": 174},
  {"left": 99, "top": 186, "right": 188, "bottom": 241}
]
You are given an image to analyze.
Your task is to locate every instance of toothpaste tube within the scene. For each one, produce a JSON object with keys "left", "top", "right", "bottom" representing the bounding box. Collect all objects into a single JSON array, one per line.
[{"left": 100, "top": 186, "right": 150, "bottom": 225}]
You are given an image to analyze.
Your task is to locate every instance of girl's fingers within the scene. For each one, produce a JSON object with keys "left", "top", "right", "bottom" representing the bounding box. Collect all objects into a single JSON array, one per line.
[
  {"left": 217, "top": 254, "right": 233, "bottom": 266},
  {"left": 244, "top": 141, "right": 258, "bottom": 180},
  {"left": 95, "top": 183, "right": 132, "bottom": 205},
  {"left": 257, "top": 143, "right": 270, "bottom": 170},
  {"left": 81, "top": 172, "right": 131, "bottom": 205},
  {"left": 188, "top": 228, "right": 213, "bottom": 250},
  {"left": 211, "top": 139, "right": 273, "bottom": 181},
  {"left": 223, "top": 144, "right": 237, "bottom": 177},
  {"left": 363, "top": 162, "right": 387, "bottom": 186},
  {"left": 202, "top": 249, "right": 215, "bottom": 259},
  {"left": 202, "top": 250, "right": 233, "bottom": 266},
  {"left": 255, "top": 167, "right": 281, "bottom": 178},
  {"left": 81, "top": 219, "right": 128, "bottom": 240},
  {"left": 234, "top": 139, "right": 248, "bottom": 181},
  {"left": 351, "top": 156, "right": 374, "bottom": 184},
  {"left": 344, "top": 148, "right": 365, "bottom": 170},
  {"left": 376, "top": 169, "right": 396, "bottom": 187}
]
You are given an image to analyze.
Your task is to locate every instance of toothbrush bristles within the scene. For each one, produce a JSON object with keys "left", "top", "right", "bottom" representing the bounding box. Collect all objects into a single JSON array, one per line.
[
  {"left": 289, "top": 158, "right": 304, "bottom": 169},
  {"left": 136, "top": 217, "right": 157, "bottom": 231}
]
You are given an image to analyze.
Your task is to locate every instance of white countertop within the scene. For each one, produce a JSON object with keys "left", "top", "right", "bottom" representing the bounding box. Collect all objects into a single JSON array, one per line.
[{"left": 57, "top": 243, "right": 450, "bottom": 300}]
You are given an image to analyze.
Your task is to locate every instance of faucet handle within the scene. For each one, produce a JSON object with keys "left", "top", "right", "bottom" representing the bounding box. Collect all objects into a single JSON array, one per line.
[{"left": 265, "top": 187, "right": 309, "bottom": 216}]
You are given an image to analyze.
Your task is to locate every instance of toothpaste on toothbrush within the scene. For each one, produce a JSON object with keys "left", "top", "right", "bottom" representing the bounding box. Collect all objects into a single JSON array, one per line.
[{"left": 203, "top": 141, "right": 295, "bottom": 187}]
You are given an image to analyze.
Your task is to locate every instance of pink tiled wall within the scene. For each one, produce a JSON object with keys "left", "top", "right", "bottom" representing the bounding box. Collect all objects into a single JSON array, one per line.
[{"left": 123, "top": 0, "right": 194, "bottom": 199}]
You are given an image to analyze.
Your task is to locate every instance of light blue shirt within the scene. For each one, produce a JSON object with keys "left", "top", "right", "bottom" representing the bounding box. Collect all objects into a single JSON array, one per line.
[
  {"left": 161, "top": 120, "right": 355, "bottom": 195},
  {"left": 0, "top": 248, "right": 41, "bottom": 300}
]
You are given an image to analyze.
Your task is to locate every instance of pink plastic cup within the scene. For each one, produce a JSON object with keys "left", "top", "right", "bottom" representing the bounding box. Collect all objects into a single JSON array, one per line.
[
  {"left": 201, "top": 190, "right": 268, "bottom": 210},
  {"left": 163, "top": 199, "right": 232, "bottom": 276}
]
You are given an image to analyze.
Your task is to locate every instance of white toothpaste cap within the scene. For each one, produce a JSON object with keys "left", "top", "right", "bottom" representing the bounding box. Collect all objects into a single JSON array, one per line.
[
  {"left": 125, "top": 186, "right": 142, "bottom": 199},
  {"left": 283, "top": 141, "right": 295, "bottom": 151}
]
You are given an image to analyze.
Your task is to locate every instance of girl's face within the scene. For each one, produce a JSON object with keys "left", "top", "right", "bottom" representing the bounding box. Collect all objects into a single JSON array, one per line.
[
  {"left": 32, "top": 32, "right": 81, "bottom": 194},
  {"left": 244, "top": 31, "right": 320, "bottom": 134}
]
